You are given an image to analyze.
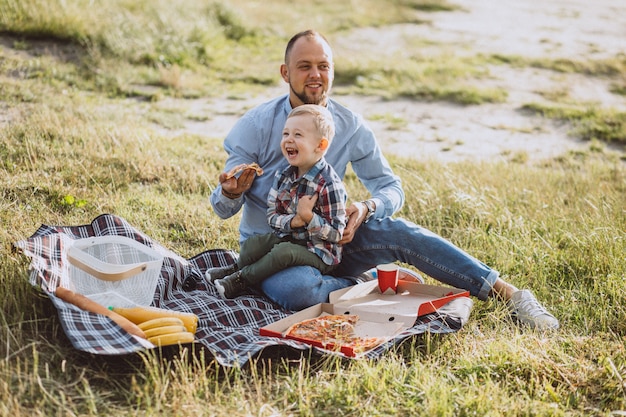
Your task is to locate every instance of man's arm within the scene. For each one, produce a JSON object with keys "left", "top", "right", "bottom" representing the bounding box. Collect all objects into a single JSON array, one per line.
[
  {"left": 327, "top": 104, "right": 404, "bottom": 218},
  {"left": 339, "top": 123, "right": 404, "bottom": 243},
  {"left": 349, "top": 124, "right": 404, "bottom": 218},
  {"left": 210, "top": 116, "right": 260, "bottom": 219}
]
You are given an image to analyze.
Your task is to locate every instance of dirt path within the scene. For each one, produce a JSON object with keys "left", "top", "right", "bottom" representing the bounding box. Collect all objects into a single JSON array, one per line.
[
  {"left": 167, "top": 0, "right": 625, "bottom": 163},
  {"left": 3, "top": 1, "right": 623, "bottom": 163}
]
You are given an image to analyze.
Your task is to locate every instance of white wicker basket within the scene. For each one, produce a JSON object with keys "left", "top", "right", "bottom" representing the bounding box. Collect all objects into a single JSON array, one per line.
[{"left": 65, "top": 236, "right": 163, "bottom": 307}]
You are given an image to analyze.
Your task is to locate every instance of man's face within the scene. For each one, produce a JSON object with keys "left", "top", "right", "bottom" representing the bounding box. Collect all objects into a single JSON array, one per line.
[{"left": 281, "top": 36, "right": 334, "bottom": 107}]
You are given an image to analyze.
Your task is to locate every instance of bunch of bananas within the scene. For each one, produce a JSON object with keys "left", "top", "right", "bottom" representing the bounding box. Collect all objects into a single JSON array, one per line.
[
  {"left": 110, "top": 306, "right": 199, "bottom": 347},
  {"left": 138, "top": 317, "right": 195, "bottom": 346}
]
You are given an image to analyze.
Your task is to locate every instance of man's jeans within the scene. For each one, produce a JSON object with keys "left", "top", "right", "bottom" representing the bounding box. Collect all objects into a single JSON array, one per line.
[{"left": 260, "top": 217, "right": 499, "bottom": 311}]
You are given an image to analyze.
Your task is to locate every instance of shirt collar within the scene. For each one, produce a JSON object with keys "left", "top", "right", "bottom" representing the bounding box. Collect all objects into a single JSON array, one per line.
[
  {"left": 281, "top": 94, "right": 335, "bottom": 116},
  {"left": 286, "top": 157, "right": 328, "bottom": 182}
]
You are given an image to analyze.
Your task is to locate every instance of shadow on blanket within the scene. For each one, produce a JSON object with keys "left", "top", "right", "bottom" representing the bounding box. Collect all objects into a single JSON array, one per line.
[{"left": 14, "top": 214, "right": 470, "bottom": 367}]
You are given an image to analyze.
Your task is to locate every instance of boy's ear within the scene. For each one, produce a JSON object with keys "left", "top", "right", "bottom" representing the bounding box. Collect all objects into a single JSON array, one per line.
[{"left": 319, "top": 138, "right": 329, "bottom": 151}]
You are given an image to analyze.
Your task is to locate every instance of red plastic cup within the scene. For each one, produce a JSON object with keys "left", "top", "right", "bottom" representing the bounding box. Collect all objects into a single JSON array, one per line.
[{"left": 376, "top": 263, "right": 399, "bottom": 294}]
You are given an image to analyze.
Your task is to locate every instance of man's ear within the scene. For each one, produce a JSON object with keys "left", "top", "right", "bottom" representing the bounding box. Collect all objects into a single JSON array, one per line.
[
  {"left": 280, "top": 64, "right": 289, "bottom": 83},
  {"left": 319, "top": 138, "right": 329, "bottom": 151}
]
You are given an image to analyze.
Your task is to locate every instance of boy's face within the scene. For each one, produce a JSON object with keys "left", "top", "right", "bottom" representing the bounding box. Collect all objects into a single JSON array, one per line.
[{"left": 281, "top": 114, "right": 325, "bottom": 174}]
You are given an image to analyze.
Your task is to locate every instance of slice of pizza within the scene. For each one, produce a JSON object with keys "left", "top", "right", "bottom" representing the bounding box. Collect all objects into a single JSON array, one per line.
[
  {"left": 225, "top": 162, "right": 264, "bottom": 179},
  {"left": 284, "top": 314, "right": 386, "bottom": 355},
  {"left": 285, "top": 314, "right": 358, "bottom": 342}
]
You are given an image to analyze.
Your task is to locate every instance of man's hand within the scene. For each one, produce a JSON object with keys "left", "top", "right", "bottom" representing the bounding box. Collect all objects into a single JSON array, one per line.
[
  {"left": 339, "top": 202, "right": 368, "bottom": 244},
  {"left": 219, "top": 168, "right": 258, "bottom": 198}
]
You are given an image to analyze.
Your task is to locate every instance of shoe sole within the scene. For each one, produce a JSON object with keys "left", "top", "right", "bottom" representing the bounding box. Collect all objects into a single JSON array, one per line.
[
  {"left": 510, "top": 314, "right": 560, "bottom": 331},
  {"left": 398, "top": 268, "right": 425, "bottom": 284},
  {"left": 214, "top": 279, "right": 228, "bottom": 299}
]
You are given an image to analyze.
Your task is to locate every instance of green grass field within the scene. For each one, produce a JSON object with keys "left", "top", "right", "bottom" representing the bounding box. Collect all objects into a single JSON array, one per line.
[{"left": 1, "top": 1, "right": 625, "bottom": 415}]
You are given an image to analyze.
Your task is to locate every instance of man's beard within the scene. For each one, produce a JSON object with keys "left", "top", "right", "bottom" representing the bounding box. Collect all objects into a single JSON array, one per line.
[{"left": 290, "top": 83, "right": 329, "bottom": 106}]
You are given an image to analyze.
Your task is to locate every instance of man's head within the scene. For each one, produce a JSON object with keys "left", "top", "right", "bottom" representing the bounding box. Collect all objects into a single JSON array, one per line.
[{"left": 281, "top": 30, "right": 334, "bottom": 108}]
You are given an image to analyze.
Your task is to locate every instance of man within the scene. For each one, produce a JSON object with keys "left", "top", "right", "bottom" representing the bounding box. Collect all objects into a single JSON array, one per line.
[{"left": 210, "top": 30, "right": 559, "bottom": 330}]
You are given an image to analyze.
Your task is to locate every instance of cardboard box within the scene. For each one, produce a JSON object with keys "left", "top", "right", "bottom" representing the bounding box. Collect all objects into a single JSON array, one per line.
[{"left": 260, "top": 280, "right": 470, "bottom": 357}]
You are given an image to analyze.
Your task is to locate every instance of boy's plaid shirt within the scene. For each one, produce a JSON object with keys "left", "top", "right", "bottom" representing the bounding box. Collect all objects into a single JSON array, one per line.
[{"left": 267, "top": 158, "right": 347, "bottom": 265}]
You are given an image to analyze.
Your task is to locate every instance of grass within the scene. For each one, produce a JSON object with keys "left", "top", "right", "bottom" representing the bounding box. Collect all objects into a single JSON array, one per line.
[
  {"left": 1, "top": 0, "right": 626, "bottom": 415},
  {"left": 522, "top": 103, "right": 626, "bottom": 145}
]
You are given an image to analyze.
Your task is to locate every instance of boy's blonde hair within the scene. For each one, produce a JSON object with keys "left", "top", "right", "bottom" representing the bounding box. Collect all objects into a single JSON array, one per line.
[{"left": 288, "top": 104, "right": 335, "bottom": 143}]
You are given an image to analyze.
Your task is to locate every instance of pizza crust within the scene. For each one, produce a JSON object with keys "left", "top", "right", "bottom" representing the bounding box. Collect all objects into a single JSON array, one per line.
[{"left": 225, "top": 162, "right": 264, "bottom": 179}]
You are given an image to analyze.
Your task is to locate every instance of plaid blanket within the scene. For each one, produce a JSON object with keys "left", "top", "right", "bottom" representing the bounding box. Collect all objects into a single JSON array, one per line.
[{"left": 14, "top": 214, "right": 472, "bottom": 367}]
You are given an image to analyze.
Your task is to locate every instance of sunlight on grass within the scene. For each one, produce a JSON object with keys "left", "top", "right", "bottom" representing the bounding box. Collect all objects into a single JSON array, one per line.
[
  {"left": 3, "top": 95, "right": 624, "bottom": 413},
  {"left": 335, "top": 53, "right": 509, "bottom": 104},
  {"left": 522, "top": 103, "right": 626, "bottom": 144},
  {"left": 1, "top": 0, "right": 625, "bottom": 415}
]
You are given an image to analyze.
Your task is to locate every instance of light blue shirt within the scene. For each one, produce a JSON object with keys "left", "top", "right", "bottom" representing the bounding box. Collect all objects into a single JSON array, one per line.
[{"left": 210, "top": 94, "right": 404, "bottom": 243}]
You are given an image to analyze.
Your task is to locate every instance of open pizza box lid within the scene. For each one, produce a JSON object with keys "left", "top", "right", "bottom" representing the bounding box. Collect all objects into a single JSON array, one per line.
[{"left": 260, "top": 280, "right": 470, "bottom": 357}]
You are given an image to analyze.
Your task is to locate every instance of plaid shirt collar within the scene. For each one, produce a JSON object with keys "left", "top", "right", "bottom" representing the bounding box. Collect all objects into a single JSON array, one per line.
[{"left": 284, "top": 158, "right": 327, "bottom": 183}]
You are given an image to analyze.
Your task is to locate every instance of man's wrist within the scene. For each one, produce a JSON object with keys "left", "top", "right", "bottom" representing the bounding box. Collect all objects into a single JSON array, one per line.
[
  {"left": 222, "top": 189, "right": 242, "bottom": 199},
  {"left": 362, "top": 199, "right": 376, "bottom": 223}
]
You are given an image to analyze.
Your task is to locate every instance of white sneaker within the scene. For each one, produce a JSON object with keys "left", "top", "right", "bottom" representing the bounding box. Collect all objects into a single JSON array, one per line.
[
  {"left": 398, "top": 268, "right": 425, "bottom": 284},
  {"left": 508, "top": 290, "right": 559, "bottom": 330},
  {"left": 356, "top": 268, "right": 377, "bottom": 282}
]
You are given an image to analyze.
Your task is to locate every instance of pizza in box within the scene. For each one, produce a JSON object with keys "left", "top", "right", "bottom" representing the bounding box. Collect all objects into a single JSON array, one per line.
[{"left": 283, "top": 313, "right": 387, "bottom": 357}]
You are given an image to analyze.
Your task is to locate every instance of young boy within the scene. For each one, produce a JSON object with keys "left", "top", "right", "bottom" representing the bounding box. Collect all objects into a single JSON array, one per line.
[{"left": 206, "top": 104, "right": 347, "bottom": 299}]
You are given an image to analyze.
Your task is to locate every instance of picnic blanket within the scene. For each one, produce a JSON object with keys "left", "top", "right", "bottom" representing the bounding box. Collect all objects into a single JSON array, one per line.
[{"left": 14, "top": 214, "right": 473, "bottom": 367}]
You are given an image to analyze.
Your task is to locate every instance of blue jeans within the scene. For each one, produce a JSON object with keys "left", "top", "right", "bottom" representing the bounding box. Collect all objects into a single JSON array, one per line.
[{"left": 260, "top": 217, "right": 499, "bottom": 310}]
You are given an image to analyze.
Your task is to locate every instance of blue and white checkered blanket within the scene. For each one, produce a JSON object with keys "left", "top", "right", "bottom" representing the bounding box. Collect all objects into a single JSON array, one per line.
[{"left": 15, "top": 214, "right": 471, "bottom": 367}]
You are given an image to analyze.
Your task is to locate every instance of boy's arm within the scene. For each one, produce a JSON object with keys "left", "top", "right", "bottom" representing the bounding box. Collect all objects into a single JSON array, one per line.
[
  {"left": 266, "top": 173, "right": 296, "bottom": 234},
  {"left": 306, "top": 179, "right": 347, "bottom": 244}
]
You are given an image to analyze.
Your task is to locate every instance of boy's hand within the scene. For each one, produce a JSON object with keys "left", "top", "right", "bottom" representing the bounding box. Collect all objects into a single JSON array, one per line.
[{"left": 293, "top": 193, "right": 318, "bottom": 227}]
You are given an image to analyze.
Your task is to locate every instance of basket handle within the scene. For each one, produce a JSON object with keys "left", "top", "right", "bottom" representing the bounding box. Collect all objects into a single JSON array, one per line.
[{"left": 67, "top": 252, "right": 148, "bottom": 282}]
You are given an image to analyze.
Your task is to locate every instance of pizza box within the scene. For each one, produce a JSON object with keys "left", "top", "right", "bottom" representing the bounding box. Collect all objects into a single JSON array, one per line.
[{"left": 260, "top": 280, "right": 470, "bottom": 357}]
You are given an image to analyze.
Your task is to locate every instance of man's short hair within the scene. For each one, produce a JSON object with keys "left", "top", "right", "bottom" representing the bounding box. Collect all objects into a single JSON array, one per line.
[{"left": 284, "top": 29, "right": 331, "bottom": 64}]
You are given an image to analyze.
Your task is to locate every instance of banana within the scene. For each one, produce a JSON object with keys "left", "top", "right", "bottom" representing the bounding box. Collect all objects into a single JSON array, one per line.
[
  {"left": 143, "top": 325, "right": 186, "bottom": 339},
  {"left": 138, "top": 317, "right": 185, "bottom": 331},
  {"left": 110, "top": 306, "right": 199, "bottom": 334},
  {"left": 148, "top": 331, "right": 195, "bottom": 347}
]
